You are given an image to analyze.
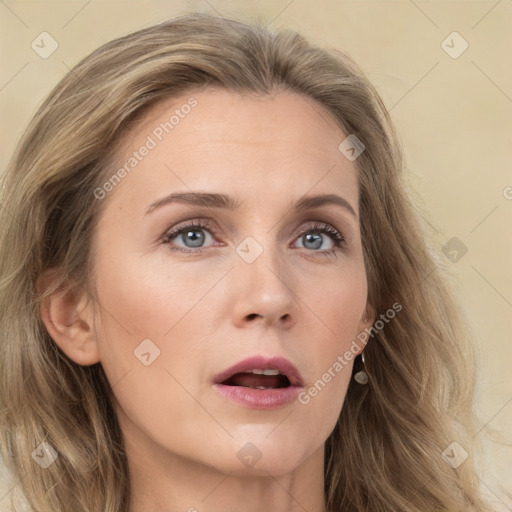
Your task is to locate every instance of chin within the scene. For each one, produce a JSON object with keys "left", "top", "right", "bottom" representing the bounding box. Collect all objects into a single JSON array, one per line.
[{"left": 215, "top": 434, "right": 318, "bottom": 477}]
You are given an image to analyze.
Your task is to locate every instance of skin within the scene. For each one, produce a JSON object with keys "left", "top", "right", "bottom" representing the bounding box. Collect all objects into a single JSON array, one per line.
[{"left": 41, "top": 87, "right": 375, "bottom": 512}]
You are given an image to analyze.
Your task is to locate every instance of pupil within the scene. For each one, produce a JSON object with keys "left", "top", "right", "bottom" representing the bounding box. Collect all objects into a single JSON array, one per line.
[
  {"left": 183, "top": 230, "right": 204, "bottom": 247},
  {"left": 304, "top": 232, "right": 322, "bottom": 250},
  {"left": 180, "top": 230, "right": 322, "bottom": 250}
]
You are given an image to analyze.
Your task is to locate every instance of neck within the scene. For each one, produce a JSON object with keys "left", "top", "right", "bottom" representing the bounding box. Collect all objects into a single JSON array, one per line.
[{"left": 122, "top": 422, "right": 327, "bottom": 512}]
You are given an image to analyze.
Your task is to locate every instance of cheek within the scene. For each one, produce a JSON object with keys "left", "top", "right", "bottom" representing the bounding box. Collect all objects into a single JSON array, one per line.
[
  {"left": 88, "top": 230, "right": 369, "bottom": 469},
  {"left": 90, "top": 254, "right": 215, "bottom": 446},
  {"left": 314, "top": 263, "right": 369, "bottom": 348},
  {"left": 92, "top": 245, "right": 212, "bottom": 342},
  {"left": 93, "top": 242, "right": 368, "bottom": 388},
  {"left": 297, "top": 266, "right": 367, "bottom": 415},
  {"left": 90, "top": 247, "right": 229, "bottom": 400}
]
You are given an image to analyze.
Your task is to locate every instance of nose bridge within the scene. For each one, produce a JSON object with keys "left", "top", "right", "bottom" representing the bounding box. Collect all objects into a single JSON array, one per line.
[{"left": 231, "top": 229, "right": 297, "bottom": 326}]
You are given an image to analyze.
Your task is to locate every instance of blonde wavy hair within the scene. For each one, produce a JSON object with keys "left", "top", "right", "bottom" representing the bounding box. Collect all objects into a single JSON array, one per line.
[{"left": 0, "top": 11, "right": 492, "bottom": 512}]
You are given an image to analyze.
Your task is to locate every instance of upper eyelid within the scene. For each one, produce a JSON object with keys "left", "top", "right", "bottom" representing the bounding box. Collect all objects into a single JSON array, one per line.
[
  {"left": 157, "top": 202, "right": 356, "bottom": 234},
  {"left": 164, "top": 218, "right": 346, "bottom": 244}
]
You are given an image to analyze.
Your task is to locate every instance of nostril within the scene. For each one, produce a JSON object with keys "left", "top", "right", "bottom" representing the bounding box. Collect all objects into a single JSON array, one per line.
[{"left": 247, "top": 313, "right": 258, "bottom": 320}]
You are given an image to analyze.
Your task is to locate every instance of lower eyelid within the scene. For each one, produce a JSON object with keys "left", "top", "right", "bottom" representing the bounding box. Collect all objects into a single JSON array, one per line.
[{"left": 162, "top": 220, "right": 346, "bottom": 251}]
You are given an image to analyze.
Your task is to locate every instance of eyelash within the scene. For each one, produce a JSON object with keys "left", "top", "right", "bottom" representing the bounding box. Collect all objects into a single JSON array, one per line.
[{"left": 161, "top": 218, "right": 346, "bottom": 257}]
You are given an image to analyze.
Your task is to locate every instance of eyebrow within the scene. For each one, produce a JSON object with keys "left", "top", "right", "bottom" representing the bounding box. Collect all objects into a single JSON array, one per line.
[{"left": 145, "top": 192, "right": 357, "bottom": 218}]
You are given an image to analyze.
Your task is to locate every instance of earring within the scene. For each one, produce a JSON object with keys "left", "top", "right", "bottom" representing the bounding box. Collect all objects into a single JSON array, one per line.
[{"left": 353, "top": 351, "right": 369, "bottom": 385}]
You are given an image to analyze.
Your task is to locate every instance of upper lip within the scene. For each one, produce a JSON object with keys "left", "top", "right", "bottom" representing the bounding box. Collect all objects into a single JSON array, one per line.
[{"left": 213, "top": 355, "right": 304, "bottom": 387}]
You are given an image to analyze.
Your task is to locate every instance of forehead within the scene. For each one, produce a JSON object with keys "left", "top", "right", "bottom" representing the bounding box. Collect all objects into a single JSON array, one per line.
[{"left": 103, "top": 87, "right": 359, "bottom": 215}]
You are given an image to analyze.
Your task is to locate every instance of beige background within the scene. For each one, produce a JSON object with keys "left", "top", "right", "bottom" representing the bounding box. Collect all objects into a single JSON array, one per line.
[{"left": 1, "top": 0, "right": 511, "bottom": 510}]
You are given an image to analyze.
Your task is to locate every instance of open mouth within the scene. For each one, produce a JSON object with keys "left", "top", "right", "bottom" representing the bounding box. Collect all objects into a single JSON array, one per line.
[
  {"left": 221, "top": 369, "right": 292, "bottom": 390},
  {"left": 213, "top": 356, "right": 303, "bottom": 408}
]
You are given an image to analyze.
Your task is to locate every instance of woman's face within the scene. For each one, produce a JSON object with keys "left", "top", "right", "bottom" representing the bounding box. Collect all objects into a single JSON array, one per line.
[{"left": 89, "top": 87, "right": 373, "bottom": 476}]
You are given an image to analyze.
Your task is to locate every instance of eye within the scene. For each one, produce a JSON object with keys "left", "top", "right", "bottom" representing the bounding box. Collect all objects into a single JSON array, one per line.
[
  {"left": 161, "top": 219, "right": 218, "bottom": 252},
  {"left": 161, "top": 219, "right": 346, "bottom": 256},
  {"left": 292, "top": 222, "right": 346, "bottom": 257}
]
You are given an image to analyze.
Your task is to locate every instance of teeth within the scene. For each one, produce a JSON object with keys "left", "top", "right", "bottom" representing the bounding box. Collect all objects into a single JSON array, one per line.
[
  {"left": 250, "top": 369, "right": 280, "bottom": 376},
  {"left": 255, "top": 386, "right": 277, "bottom": 389}
]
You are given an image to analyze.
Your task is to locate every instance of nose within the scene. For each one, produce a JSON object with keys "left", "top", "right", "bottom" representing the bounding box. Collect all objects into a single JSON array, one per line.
[{"left": 230, "top": 239, "right": 299, "bottom": 329}]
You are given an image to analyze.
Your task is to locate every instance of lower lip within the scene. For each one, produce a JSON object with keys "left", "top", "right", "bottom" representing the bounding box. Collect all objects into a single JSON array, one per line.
[{"left": 213, "top": 383, "right": 302, "bottom": 409}]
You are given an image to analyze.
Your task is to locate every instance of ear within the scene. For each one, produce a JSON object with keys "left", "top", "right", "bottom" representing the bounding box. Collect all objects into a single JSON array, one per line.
[
  {"left": 38, "top": 269, "right": 100, "bottom": 366},
  {"left": 354, "top": 303, "right": 376, "bottom": 355}
]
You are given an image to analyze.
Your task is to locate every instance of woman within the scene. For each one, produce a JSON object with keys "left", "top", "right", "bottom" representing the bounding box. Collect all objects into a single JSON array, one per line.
[{"left": 0, "top": 12, "right": 492, "bottom": 512}]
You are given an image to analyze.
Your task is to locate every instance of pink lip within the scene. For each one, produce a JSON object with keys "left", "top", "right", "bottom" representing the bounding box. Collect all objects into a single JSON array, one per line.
[{"left": 212, "top": 355, "right": 304, "bottom": 410}]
